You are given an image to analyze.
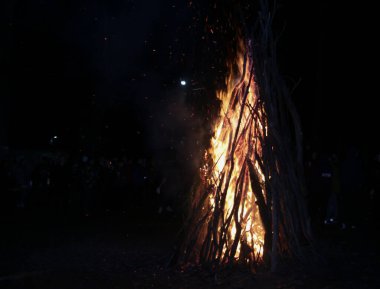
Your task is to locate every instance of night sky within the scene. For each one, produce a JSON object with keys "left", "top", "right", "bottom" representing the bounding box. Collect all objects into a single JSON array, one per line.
[{"left": 1, "top": 0, "right": 375, "bottom": 156}]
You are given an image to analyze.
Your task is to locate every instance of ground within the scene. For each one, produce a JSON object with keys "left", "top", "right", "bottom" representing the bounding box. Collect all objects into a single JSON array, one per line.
[{"left": 0, "top": 214, "right": 379, "bottom": 289}]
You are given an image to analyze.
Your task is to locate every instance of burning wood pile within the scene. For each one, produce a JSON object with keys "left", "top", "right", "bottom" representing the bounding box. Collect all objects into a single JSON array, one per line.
[{"left": 173, "top": 1, "right": 313, "bottom": 272}]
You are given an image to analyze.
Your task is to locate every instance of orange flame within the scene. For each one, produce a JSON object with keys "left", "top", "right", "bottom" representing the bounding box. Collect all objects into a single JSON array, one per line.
[{"left": 202, "top": 40, "right": 266, "bottom": 262}]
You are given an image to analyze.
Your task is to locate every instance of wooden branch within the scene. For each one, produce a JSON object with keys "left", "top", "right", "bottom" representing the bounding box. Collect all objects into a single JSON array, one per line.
[{"left": 246, "top": 157, "right": 272, "bottom": 265}]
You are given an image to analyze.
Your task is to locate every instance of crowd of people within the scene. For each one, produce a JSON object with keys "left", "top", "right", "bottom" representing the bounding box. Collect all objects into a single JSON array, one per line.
[
  {"left": 0, "top": 150, "right": 178, "bottom": 220},
  {"left": 1, "top": 144, "right": 379, "bottom": 229}
]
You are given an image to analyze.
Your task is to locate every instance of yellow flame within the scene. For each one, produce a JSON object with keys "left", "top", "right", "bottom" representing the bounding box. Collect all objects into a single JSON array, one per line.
[{"left": 205, "top": 41, "right": 266, "bottom": 261}]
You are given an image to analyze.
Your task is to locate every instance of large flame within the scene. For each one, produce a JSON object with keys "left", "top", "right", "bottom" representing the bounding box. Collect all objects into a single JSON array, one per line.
[{"left": 201, "top": 40, "right": 267, "bottom": 262}]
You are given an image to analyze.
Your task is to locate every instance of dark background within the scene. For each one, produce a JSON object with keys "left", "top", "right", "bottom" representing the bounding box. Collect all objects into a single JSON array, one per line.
[
  {"left": 1, "top": 0, "right": 375, "bottom": 154},
  {"left": 0, "top": 0, "right": 377, "bottom": 227}
]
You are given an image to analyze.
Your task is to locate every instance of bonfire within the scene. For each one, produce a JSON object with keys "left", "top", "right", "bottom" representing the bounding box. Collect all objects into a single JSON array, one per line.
[{"left": 173, "top": 0, "right": 313, "bottom": 272}]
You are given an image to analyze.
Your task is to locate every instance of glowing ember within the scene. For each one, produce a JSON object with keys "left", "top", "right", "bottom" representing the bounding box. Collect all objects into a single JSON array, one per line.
[{"left": 200, "top": 40, "right": 267, "bottom": 263}]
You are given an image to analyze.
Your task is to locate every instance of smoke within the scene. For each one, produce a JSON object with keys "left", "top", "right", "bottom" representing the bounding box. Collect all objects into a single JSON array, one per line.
[{"left": 142, "top": 83, "right": 208, "bottom": 210}]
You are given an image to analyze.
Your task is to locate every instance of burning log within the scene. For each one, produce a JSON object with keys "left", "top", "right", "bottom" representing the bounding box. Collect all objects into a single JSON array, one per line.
[{"left": 172, "top": 0, "right": 314, "bottom": 272}]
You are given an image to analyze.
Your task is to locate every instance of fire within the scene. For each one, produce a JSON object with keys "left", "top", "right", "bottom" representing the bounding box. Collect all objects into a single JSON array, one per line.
[{"left": 201, "top": 40, "right": 267, "bottom": 263}]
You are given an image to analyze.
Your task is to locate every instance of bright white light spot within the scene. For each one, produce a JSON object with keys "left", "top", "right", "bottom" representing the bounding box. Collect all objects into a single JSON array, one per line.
[
  {"left": 180, "top": 80, "right": 186, "bottom": 86},
  {"left": 53, "top": 136, "right": 58, "bottom": 139}
]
